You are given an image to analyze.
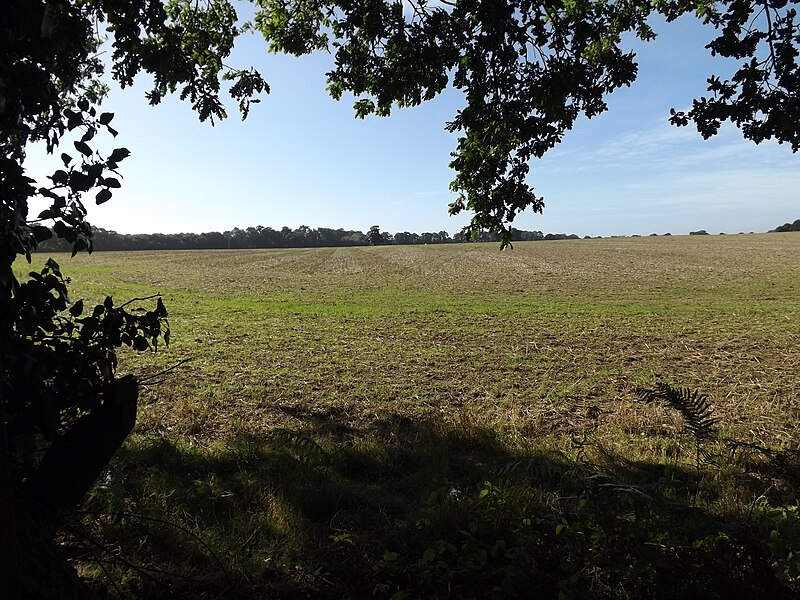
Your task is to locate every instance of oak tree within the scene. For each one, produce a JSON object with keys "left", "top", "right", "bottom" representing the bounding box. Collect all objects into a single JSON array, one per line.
[{"left": 367, "top": 224, "right": 385, "bottom": 245}]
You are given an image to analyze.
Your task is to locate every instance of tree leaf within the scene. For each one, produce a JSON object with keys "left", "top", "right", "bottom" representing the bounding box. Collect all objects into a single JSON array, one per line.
[
  {"left": 156, "top": 297, "right": 167, "bottom": 317},
  {"left": 38, "top": 188, "right": 62, "bottom": 202},
  {"left": 51, "top": 170, "right": 69, "bottom": 185},
  {"left": 71, "top": 238, "right": 87, "bottom": 257},
  {"left": 74, "top": 140, "right": 92, "bottom": 156},
  {"left": 32, "top": 226, "right": 53, "bottom": 242},
  {"left": 96, "top": 188, "right": 112, "bottom": 205},
  {"left": 81, "top": 127, "right": 96, "bottom": 143},
  {"left": 108, "top": 148, "right": 131, "bottom": 163},
  {"left": 69, "top": 299, "right": 84, "bottom": 317},
  {"left": 68, "top": 171, "right": 93, "bottom": 193},
  {"left": 52, "top": 220, "right": 69, "bottom": 238},
  {"left": 66, "top": 110, "right": 82, "bottom": 131}
]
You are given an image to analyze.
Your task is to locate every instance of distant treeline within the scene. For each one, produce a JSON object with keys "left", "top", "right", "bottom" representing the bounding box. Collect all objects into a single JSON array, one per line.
[
  {"left": 36, "top": 225, "right": 581, "bottom": 252},
  {"left": 771, "top": 219, "right": 800, "bottom": 233}
]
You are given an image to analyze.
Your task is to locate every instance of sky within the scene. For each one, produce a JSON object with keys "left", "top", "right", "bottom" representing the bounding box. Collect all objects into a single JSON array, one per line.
[{"left": 24, "top": 9, "right": 800, "bottom": 238}]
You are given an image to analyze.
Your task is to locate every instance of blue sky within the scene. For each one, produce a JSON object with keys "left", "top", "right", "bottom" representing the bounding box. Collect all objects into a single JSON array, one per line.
[{"left": 25, "top": 11, "right": 799, "bottom": 237}]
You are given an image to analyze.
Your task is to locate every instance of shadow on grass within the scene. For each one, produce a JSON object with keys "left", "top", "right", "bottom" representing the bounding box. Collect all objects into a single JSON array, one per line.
[{"left": 70, "top": 412, "right": 800, "bottom": 599}]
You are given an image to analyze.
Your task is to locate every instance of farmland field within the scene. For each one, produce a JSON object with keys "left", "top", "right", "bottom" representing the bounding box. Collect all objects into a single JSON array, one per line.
[
  {"left": 20, "top": 234, "right": 800, "bottom": 597},
  {"left": 43, "top": 233, "right": 800, "bottom": 446}
]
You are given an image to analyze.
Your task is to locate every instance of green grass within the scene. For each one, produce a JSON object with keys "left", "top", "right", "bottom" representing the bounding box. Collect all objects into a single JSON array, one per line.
[{"left": 18, "top": 234, "right": 800, "bottom": 598}]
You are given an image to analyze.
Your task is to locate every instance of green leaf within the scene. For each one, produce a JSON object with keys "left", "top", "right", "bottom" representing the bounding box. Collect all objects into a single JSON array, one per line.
[
  {"left": 66, "top": 109, "right": 82, "bottom": 131},
  {"left": 636, "top": 383, "right": 718, "bottom": 442},
  {"left": 38, "top": 188, "right": 61, "bottom": 203}
]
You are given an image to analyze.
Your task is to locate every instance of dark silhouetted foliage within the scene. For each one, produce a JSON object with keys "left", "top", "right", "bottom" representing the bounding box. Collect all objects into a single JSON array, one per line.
[{"left": 772, "top": 219, "right": 800, "bottom": 232}]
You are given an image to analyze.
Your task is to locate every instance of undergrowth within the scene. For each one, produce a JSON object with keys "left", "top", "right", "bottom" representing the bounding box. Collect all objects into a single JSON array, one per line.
[{"left": 68, "top": 387, "right": 800, "bottom": 599}]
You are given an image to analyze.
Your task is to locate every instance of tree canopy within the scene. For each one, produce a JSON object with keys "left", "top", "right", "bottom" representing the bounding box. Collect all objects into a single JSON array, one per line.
[{"left": 772, "top": 217, "right": 800, "bottom": 231}]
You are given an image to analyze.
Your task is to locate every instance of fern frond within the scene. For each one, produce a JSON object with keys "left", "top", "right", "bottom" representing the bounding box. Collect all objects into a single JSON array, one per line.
[
  {"left": 636, "top": 382, "right": 719, "bottom": 443},
  {"left": 494, "top": 456, "right": 562, "bottom": 482},
  {"left": 272, "top": 428, "right": 330, "bottom": 469}
]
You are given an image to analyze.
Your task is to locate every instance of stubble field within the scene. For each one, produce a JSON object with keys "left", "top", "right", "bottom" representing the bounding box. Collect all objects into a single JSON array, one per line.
[
  {"left": 57, "top": 234, "right": 800, "bottom": 447},
  {"left": 24, "top": 234, "right": 800, "bottom": 598}
]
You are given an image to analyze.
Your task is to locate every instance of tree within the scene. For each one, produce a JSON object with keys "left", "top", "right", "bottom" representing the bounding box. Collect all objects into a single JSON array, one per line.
[
  {"left": 366, "top": 225, "right": 385, "bottom": 245},
  {"left": 771, "top": 218, "right": 800, "bottom": 232},
  {"left": 394, "top": 231, "right": 418, "bottom": 245},
  {"left": 2, "top": 0, "right": 798, "bottom": 592}
]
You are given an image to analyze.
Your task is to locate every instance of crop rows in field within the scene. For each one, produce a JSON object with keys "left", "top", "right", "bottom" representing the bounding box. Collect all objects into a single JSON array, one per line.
[{"left": 42, "top": 233, "right": 800, "bottom": 456}]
